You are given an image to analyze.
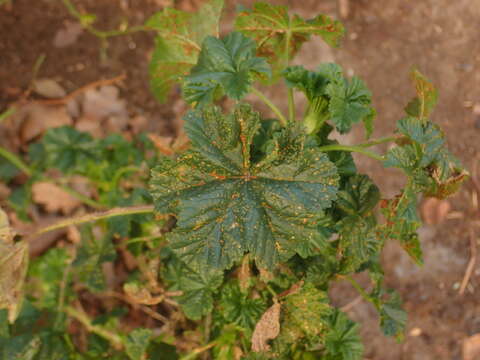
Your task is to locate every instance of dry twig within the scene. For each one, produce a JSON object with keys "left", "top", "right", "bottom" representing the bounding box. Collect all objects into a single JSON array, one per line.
[{"left": 459, "top": 228, "right": 477, "bottom": 295}]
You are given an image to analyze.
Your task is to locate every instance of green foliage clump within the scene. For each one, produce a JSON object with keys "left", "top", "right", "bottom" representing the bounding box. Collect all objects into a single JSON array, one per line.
[{"left": 0, "top": 1, "right": 467, "bottom": 360}]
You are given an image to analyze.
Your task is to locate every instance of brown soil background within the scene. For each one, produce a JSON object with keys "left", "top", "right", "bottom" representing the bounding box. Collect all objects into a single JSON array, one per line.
[{"left": 1, "top": 0, "right": 480, "bottom": 359}]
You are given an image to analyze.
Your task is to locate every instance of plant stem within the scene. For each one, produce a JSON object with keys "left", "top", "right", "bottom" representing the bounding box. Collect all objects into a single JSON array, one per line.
[
  {"left": 0, "top": 147, "right": 33, "bottom": 176},
  {"left": 65, "top": 306, "right": 124, "bottom": 350},
  {"left": 61, "top": 0, "right": 147, "bottom": 39},
  {"left": 28, "top": 205, "right": 155, "bottom": 238},
  {"left": 285, "top": 29, "right": 295, "bottom": 123},
  {"left": 357, "top": 135, "right": 398, "bottom": 148},
  {"left": 0, "top": 107, "right": 16, "bottom": 123},
  {"left": 56, "top": 183, "right": 105, "bottom": 210},
  {"left": 317, "top": 144, "right": 384, "bottom": 162},
  {"left": 342, "top": 275, "right": 372, "bottom": 304},
  {"left": 251, "top": 87, "right": 288, "bottom": 126},
  {"left": 180, "top": 341, "right": 218, "bottom": 360}
]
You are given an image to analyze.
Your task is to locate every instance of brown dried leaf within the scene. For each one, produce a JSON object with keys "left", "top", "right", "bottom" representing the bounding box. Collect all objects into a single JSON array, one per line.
[
  {"left": 82, "top": 86, "right": 128, "bottom": 121},
  {"left": 53, "top": 21, "right": 84, "bottom": 48},
  {"left": 148, "top": 133, "right": 175, "bottom": 156},
  {"left": 124, "top": 283, "right": 164, "bottom": 305},
  {"left": 20, "top": 104, "right": 73, "bottom": 143},
  {"left": 463, "top": 333, "right": 480, "bottom": 360},
  {"left": 32, "top": 182, "right": 82, "bottom": 214},
  {"left": 251, "top": 302, "right": 281, "bottom": 352},
  {"left": 33, "top": 78, "right": 67, "bottom": 99},
  {"left": 420, "top": 197, "right": 451, "bottom": 225},
  {"left": 0, "top": 207, "right": 29, "bottom": 323}
]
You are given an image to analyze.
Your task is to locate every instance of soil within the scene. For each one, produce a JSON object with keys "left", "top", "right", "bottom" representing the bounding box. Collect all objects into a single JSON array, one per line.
[{"left": 1, "top": 0, "right": 480, "bottom": 359}]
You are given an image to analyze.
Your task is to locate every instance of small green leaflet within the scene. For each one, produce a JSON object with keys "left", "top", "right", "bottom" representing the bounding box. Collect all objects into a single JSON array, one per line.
[
  {"left": 219, "top": 283, "right": 266, "bottom": 333},
  {"left": 163, "top": 253, "right": 223, "bottom": 320},
  {"left": 151, "top": 104, "right": 339, "bottom": 271},
  {"left": 379, "top": 291, "right": 407, "bottom": 339},
  {"left": 42, "top": 126, "right": 96, "bottom": 173},
  {"left": 336, "top": 174, "right": 380, "bottom": 216},
  {"left": 124, "top": 329, "right": 152, "bottom": 360},
  {"left": 324, "top": 310, "right": 363, "bottom": 360},
  {"left": 404, "top": 69, "right": 438, "bottom": 121},
  {"left": 183, "top": 32, "right": 271, "bottom": 106},
  {"left": 235, "top": 3, "right": 344, "bottom": 74},
  {"left": 147, "top": 0, "right": 224, "bottom": 102}
]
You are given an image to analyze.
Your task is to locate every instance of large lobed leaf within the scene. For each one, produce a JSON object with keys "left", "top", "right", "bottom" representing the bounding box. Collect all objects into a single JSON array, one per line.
[
  {"left": 235, "top": 3, "right": 344, "bottom": 75},
  {"left": 151, "top": 104, "right": 339, "bottom": 271},
  {"left": 147, "top": 0, "right": 224, "bottom": 102}
]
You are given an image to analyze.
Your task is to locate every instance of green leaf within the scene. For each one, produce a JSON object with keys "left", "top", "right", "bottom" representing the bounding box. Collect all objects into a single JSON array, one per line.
[
  {"left": 183, "top": 32, "right": 271, "bottom": 106},
  {"left": 29, "top": 248, "right": 70, "bottom": 310},
  {"left": 405, "top": 69, "right": 438, "bottom": 121},
  {"left": 0, "top": 207, "right": 29, "bottom": 324},
  {"left": 379, "top": 291, "right": 407, "bottom": 339},
  {"left": 42, "top": 126, "right": 96, "bottom": 173},
  {"left": 147, "top": 0, "right": 224, "bottom": 102},
  {"left": 73, "top": 230, "right": 116, "bottom": 293},
  {"left": 323, "top": 65, "right": 375, "bottom": 136},
  {"left": 163, "top": 253, "right": 223, "bottom": 320},
  {"left": 151, "top": 104, "right": 339, "bottom": 271},
  {"left": 124, "top": 329, "right": 152, "bottom": 360},
  {"left": 235, "top": 3, "right": 344, "bottom": 74},
  {"left": 336, "top": 174, "right": 380, "bottom": 216},
  {"left": 0, "top": 334, "right": 41, "bottom": 360},
  {"left": 219, "top": 283, "right": 266, "bottom": 332},
  {"left": 338, "top": 215, "right": 381, "bottom": 273},
  {"left": 324, "top": 310, "right": 363, "bottom": 360}
]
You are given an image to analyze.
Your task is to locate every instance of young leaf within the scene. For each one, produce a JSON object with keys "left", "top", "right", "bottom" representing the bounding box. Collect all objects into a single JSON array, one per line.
[
  {"left": 379, "top": 291, "right": 407, "bottom": 339},
  {"left": 124, "top": 328, "right": 152, "bottom": 360},
  {"left": 183, "top": 32, "right": 271, "bottom": 106},
  {"left": 42, "top": 126, "right": 96, "bottom": 173},
  {"left": 147, "top": 0, "right": 224, "bottom": 102},
  {"left": 151, "top": 104, "right": 339, "bottom": 271},
  {"left": 73, "top": 231, "right": 116, "bottom": 293},
  {"left": 405, "top": 69, "right": 438, "bottom": 121},
  {"left": 235, "top": 3, "right": 344, "bottom": 74},
  {"left": 324, "top": 310, "right": 363, "bottom": 360},
  {"left": 163, "top": 254, "right": 223, "bottom": 320},
  {"left": 0, "top": 207, "right": 29, "bottom": 324},
  {"left": 219, "top": 283, "right": 266, "bottom": 332}
]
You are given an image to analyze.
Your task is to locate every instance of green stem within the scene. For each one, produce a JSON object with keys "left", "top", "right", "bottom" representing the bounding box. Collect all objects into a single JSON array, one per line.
[
  {"left": 0, "top": 147, "right": 33, "bottom": 176},
  {"left": 285, "top": 30, "right": 295, "bottom": 123},
  {"left": 251, "top": 87, "right": 288, "bottom": 126},
  {"left": 317, "top": 144, "right": 384, "bottom": 162},
  {"left": 55, "top": 182, "right": 105, "bottom": 210},
  {"left": 0, "top": 107, "right": 16, "bottom": 123},
  {"left": 342, "top": 275, "right": 373, "bottom": 305},
  {"left": 180, "top": 342, "right": 218, "bottom": 360},
  {"left": 65, "top": 306, "right": 124, "bottom": 350},
  {"left": 28, "top": 205, "right": 155, "bottom": 238},
  {"left": 61, "top": 0, "right": 147, "bottom": 39},
  {"left": 357, "top": 136, "right": 398, "bottom": 148}
]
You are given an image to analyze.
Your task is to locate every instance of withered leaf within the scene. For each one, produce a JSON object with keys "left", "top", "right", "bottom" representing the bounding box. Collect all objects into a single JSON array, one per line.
[{"left": 251, "top": 302, "right": 281, "bottom": 352}]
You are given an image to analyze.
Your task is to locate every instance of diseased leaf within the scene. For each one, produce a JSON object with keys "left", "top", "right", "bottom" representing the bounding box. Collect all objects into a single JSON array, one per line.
[
  {"left": 235, "top": 3, "right": 344, "bottom": 74},
  {"left": 163, "top": 253, "right": 223, "bottom": 320},
  {"left": 405, "top": 69, "right": 438, "bottom": 121},
  {"left": 275, "top": 283, "right": 332, "bottom": 346},
  {"left": 251, "top": 302, "right": 280, "bottom": 352},
  {"left": 0, "top": 207, "right": 29, "bottom": 324},
  {"left": 336, "top": 174, "right": 380, "bottom": 216},
  {"left": 147, "top": 0, "right": 224, "bottom": 102},
  {"left": 183, "top": 32, "right": 271, "bottom": 106},
  {"left": 151, "top": 104, "right": 339, "bottom": 271},
  {"left": 324, "top": 310, "right": 363, "bottom": 360},
  {"left": 124, "top": 328, "right": 152, "bottom": 360}
]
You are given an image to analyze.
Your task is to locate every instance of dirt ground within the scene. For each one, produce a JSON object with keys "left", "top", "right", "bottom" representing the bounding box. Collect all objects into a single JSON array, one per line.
[{"left": 1, "top": 0, "right": 480, "bottom": 359}]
